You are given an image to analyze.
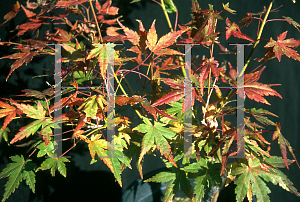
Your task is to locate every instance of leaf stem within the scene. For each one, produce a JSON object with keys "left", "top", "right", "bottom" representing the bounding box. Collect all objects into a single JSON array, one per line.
[{"left": 239, "top": 0, "right": 274, "bottom": 77}]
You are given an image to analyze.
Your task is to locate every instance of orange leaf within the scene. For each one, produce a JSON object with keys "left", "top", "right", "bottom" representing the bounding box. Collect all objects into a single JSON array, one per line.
[
  {"left": 21, "top": 5, "right": 36, "bottom": 18},
  {"left": 154, "top": 29, "right": 188, "bottom": 52},
  {"left": 1, "top": 1, "right": 20, "bottom": 26},
  {"left": 117, "top": 19, "right": 140, "bottom": 46},
  {"left": 146, "top": 20, "right": 157, "bottom": 51},
  {"left": 0, "top": 99, "right": 22, "bottom": 131},
  {"left": 265, "top": 31, "right": 300, "bottom": 62}
]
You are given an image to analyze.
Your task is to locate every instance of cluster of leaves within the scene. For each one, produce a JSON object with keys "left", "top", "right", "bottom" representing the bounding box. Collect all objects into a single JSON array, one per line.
[{"left": 0, "top": 0, "right": 300, "bottom": 202}]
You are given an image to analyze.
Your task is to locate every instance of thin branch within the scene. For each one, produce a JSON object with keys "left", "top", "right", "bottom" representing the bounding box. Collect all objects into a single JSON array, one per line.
[{"left": 88, "top": 0, "right": 103, "bottom": 43}]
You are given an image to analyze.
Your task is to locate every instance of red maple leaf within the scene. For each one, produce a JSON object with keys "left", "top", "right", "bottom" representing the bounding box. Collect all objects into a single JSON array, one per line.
[
  {"left": 264, "top": 31, "right": 300, "bottom": 62},
  {"left": 229, "top": 65, "right": 282, "bottom": 105},
  {"left": 273, "top": 123, "right": 300, "bottom": 169},
  {"left": 2, "top": 46, "right": 39, "bottom": 81},
  {"left": 196, "top": 57, "right": 219, "bottom": 95},
  {"left": 225, "top": 17, "right": 254, "bottom": 42}
]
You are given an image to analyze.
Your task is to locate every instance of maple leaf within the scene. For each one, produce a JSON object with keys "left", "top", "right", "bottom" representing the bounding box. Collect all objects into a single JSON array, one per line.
[
  {"left": 16, "top": 88, "right": 54, "bottom": 99},
  {"left": 153, "top": 78, "right": 197, "bottom": 113},
  {"left": 197, "top": 57, "right": 220, "bottom": 95},
  {"left": 229, "top": 66, "right": 282, "bottom": 105},
  {"left": 21, "top": 5, "right": 36, "bottom": 19},
  {"left": 169, "top": 122, "right": 183, "bottom": 133},
  {"left": 87, "top": 134, "right": 124, "bottom": 187},
  {"left": 222, "top": 3, "right": 236, "bottom": 14},
  {"left": 52, "top": 28, "right": 73, "bottom": 42},
  {"left": 78, "top": 95, "right": 99, "bottom": 119},
  {"left": 0, "top": 1, "right": 20, "bottom": 26},
  {"left": 240, "top": 13, "right": 254, "bottom": 28},
  {"left": 0, "top": 155, "right": 36, "bottom": 202},
  {"left": 232, "top": 158, "right": 271, "bottom": 202},
  {"left": 152, "top": 90, "right": 185, "bottom": 107},
  {"left": 283, "top": 16, "right": 300, "bottom": 32},
  {"left": 96, "top": 0, "right": 119, "bottom": 15},
  {"left": 246, "top": 108, "right": 278, "bottom": 126},
  {"left": 0, "top": 99, "right": 22, "bottom": 132},
  {"left": 117, "top": 20, "right": 140, "bottom": 46},
  {"left": 146, "top": 20, "right": 188, "bottom": 54},
  {"left": 2, "top": 47, "right": 39, "bottom": 81},
  {"left": 115, "top": 95, "right": 175, "bottom": 120},
  {"left": 115, "top": 96, "right": 140, "bottom": 106},
  {"left": 133, "top": 117, "right": 177, "bottom": 168},
  {"left": 232, "top": 158, "right": 300, "bottom": 202},
  {"left": 273, "top": 123, "right": 300, "bottom": 169},
  {"left": 9, "top": 101, "right": 48, "bottom": 144},
  {"left": 265, "top": 31, "right": 300, "bottom": 62},
  {"left": 86, "top": 43, "right": 114, "bottom": 79},
  {"left": 13, "top": 101, "right": 46, "bottom": 119},
  {"left": 264, "top": 156, "right": 295, "bottom": 169},
  {"left": 225, "top": 17, "right": 255, "bottom": 42},
  {"left": 41, "top": 119, "right": 54, "bottom": 146},
  {"left": 36, "top": 154, "right": 70, "bottom": 177},
  {"left": 10, "top": 119, "right": 44, "bottom": 145},
  {"left": 193, "top": 162, "right": 223, "bottom": 201},
  {"left": 37, "top": 141, "right": 55, "bottom": 157},
  {"left": 145, "top": 168, "right": 194, "bottom": 201},
  {"left": 145, "top": 170, "right": 178, "bottom": 201}
]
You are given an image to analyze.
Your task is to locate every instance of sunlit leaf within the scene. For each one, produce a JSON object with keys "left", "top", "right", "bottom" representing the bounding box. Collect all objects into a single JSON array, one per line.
[
  {"left": 37, "top": 155, "right": 70, "bottom": 177},
  {"left": 265, "top": 31, "right": 300, "bottom": 62},
  {"left": 133, "top": 117, "right": 177, "bottom": 167}
]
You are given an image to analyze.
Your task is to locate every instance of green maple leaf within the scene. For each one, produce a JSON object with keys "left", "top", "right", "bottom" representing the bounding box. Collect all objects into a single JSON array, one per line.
[
  {"left": 144, "top": 167, "right": 193, "bottom": 201},
  {"left": 86, "top": 43, "right": 115, "bottom": 79},
  {"left": 37, "top": 141, "right": 55, "bottom": 157},
  {"left": 0, "top": 126, "right": 10, "bottom": 145},
  {"left": 14, "top": 101, "right": 45, "bottom": 119},
  {"left": 133, "top": 117, "right": 177, "bottom": 167},
  {"left": 78, "top": 95, "right": 105, "bottom": 120},
  {"left": 145, "top": 170, "right": 178, "bottom": 201},
  {"left": 263, "top": 156, "right": 295, "bottom": 168},
  {"left": 36, "top": 154, "right": 70, "bottom": 177},
  {"left": 232, "top": 158, "right": 271, "bottom": 202},
  {"left": 193, "top": 162, "right": 222, "bottom": 202},
  {"left": 232, "top": 157, "right": 300, "bottom": 202},
  {"left": 22, "top": 170, "right": 35, "bottom": 195},
  {"left": 0, "top": 155, "right": 36, "bottom": 202},
  {"left": 246, "top": 108, "right": 278, "bottom": 126},
  {"left": 181, "top": 158, "right": 208, "bottom": 173}
]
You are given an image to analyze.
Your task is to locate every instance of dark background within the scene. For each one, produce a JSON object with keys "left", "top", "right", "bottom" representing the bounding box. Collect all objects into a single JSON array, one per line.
[{"left": 0, "top": 0, "right": 300, "bottom": 201}]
